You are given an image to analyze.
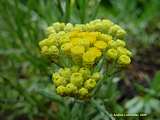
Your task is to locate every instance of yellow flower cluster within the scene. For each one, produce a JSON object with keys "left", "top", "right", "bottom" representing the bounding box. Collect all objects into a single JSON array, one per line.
[
  {"left": 52, "top": 66, "right": 100, "bottom": 99},
  {"left": 39, "top": 19, "right": 132, "bottom": 99},
  {"left": 46, "top": 19, "right": 126, "bottom": 39},
  {"left": 61, "top": 31, "right": 112, "bottom": 66},
  {"left": 105, "top": 39, "right": 132, "bottom": 65}
]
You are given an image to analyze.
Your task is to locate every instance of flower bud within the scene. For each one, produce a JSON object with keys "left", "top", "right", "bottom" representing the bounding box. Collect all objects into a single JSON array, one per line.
[
  {"left": 53, "top": 76, "right": 66, "bottom": 87},
  {"left": 52, "top": 22, "right": 65, "bottom": 32},
  {"left": 46, "top": 26, "right": 56, "bottom": 35},
  {"left": 108, "top": 25, "right": 121, "bottom": 35},
  {"left": 118, "top": 55, "right": 131, "bottom": 65},
  {"left": 98, "top": 34, "right": 112, "bottom": 43},
  {"left": 71, "top": 66, "right": 80, "bottom": 72},
  {"left": 85, "top": 32, "right": 98, "bottom": 44},
  {"left": 102, "top": 19, "right": 114, "bottom": 30},
  {"left": 106, "top": 48, "right": 118, "bottom": 60},
  {"left": 41, "top": 46, "right": 49, "bottom": 55},
  {"left": 39, "top": 38, "right": 56, "bottom": 47},
  {"left": 83, "top": 51, "right": 96, "bottom": 65},
  {"left": 70, "top": 72, "right": 84, "bottom": 87},
  {"left": 79, "top": 38, "right": 90, "bottom": 48},
  {"left": 116, "top": 29, "right": 126, "bottom": 39},
  {"left": 79, "top": 67, "right": 91, "bottom": 79},
  {"left": 66, "top": 83, "right": 78, "bottom": 94},
  {"left": 115, "top": 39, "right": 126, "bottom": 47},
  {"left": 59, "top": 68, "right": 71, "bottom": 80},
  {"left": 56, "top": 85, "right": 66, "bottom": 95},
  {"left": 79, "top": 87, "right": 89, "bottom": 97},
  {"left": 61, "top": 43, "right": 72, "bottom": 53},
  {"left": 71, "top": 45, "right": 85, "bottom": 56},
  {"left": 73, "top": 24, "right": 85, "bottom": 31},
  {"left": 59, "top": 35, "right": 70, "bottom": 44},
  {"left": 91, "top": 72, "right": 101, "bottom": 81},
  {"left": 117, "top": 47, "right": 132, "bottom": 57},
  {"left": 64, "top": 23, "right": 73, "bottom": 32},
  {"left": 48, "top": 45, "right": 59, "bottom": 55},
  {"left": 94, "top": 41, "right": 107, "bottom": 50},
  {"left": 84, "top": 79, "right": 96, "bottom": 90}
]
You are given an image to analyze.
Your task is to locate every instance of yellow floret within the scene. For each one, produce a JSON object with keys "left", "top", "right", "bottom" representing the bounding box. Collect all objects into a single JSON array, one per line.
[
  {"left": 54, "top": 78, "right": 66, "bottom": 87},
  {"left": 70, "top": 37, "right": 81, "bottom": 45},
  {"left": 59, "top": 35, "right": 70, "bottom": 44},
  {"left": 102, "top": 19, "right": 114, "bottom": 29},
  {"left": 52, "top": 22, "right": 65, "bottom": 32},
  {"left": 116, "top": 29, "right": 126, "bottom": 38},
  {"left": 98, "top": 34, "right": 112, "bottom": 43},
  {"left": 70, "top": 72, "right": 84, "bottom": 87},
  {"left": 66, "top": 83, "right": 78, "bottom": 94},
  {"left": 118, "top": 55, "right": 131, "bottom": 65},
  {"left": 106, "top": 48, "right": 118, "bottom": 60},
  {"left": 84, "top": 32, "right": 98, "bottom": 44},
  {"left": 71, "top": 45, "right": 85, "bottom": 56},
  {"left": 83, "top": 51, "right": 96, "bottom": 64},
  {"left": 59, "top": 68, "right": 71, "bottom": 80},
  {"left": 108, "top": 24, "right": 121, "bottom": 35},
  {"left": 115, "top": 39, "right": 126, "bottom": 47},
  {"left": 41, "top": 46, "right": 49, "bottom": 55},
  {"left": 69, "top": 31, "right": 80, "bottom": 38},
  {"left": 94, "top": 41, "right": 107, "bottom": 50},
  {"left": 79, "top": 38, "right": 90, "bottom": 48},
  {"left": 84, "top": 79, "right": 96, "bottom": 90},
  {"left": 56, "top": 85, "right": 66, "bottom": 95},
  {"left": 117, "top": 47, "right": 132, "bottom": 57},
  {"left": 79, "top": 87, "right": 89, "bottom": 97},
  {"left": 64, "top": 23, "right": 73, "bottom": 32},
  {"left": 48, "top": 36, "right": 58, "bottom": 46},
  {"left": 52, "top": 73, "right": 61, "bottom": 80},
  {"left": 48, "top": 45, "right": 59, "bottom": 55},
  {"left": 73, "top": 24, "right": 85, "bottom": 31},
  {"left": 91, "top": 72, "right": 101, "bottom": 81},
  {"left": 79, "top": 67, "right": 91, "bottom": 79},
  {"left": 53, "top": 76, "right": 66, "bottom": 87},
  {"left": 61, "top": 43, "right": 72, "bottom": 53},
  {"left": 71, "top": 66, "right": 80, "bottom": 72},
  {"left": 46, "top": 26, "right": 56, "bottom": 35},
  {"left": 99, "top": 20, "right": 114, "bottom": 33},
  {"left": 39, "top": 38, "right": 56, "bottom": 47},
  {"left": 39, "top": 39, "right": 47, "bottom": 48},
  {"left": 88, "top": 47, "right": 102, "bottom": 58}
]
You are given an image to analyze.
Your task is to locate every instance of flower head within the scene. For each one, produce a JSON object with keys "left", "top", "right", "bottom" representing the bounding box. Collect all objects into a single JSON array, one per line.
[
  {"left": 39, "top": 19, "right": 132, "bottom": 99},
  {"left": 51, "top": 67, "right": 100, "bottom": 99}
]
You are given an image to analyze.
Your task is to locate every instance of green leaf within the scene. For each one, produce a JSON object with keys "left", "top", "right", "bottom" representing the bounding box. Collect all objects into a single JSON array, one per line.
[
  {"left": 125, "top": 97, "right": 144, "bottom": 113},
  {"left": 37, "top": 89, "right": 64, "bottom": 104},
  {"left": 151, "top": 71, "right": 160, "bottom": 92},
  {"left": 149, "top": 98, "right": 160, "bottom": 112}
]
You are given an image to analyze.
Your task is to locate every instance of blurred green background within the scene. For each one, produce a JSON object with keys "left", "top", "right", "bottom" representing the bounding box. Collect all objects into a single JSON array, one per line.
[{"left": 0, "top": 0, "right": 160, "bottom": 120}]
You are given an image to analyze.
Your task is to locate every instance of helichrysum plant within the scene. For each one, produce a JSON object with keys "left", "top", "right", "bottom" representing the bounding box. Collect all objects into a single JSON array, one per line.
[{"left": 39, "top": 19, "right": 132, "bottom": 99}]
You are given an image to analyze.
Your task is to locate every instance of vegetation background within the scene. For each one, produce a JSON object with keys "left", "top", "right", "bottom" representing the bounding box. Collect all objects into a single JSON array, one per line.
[{"left": 0, "top": 0, "right": 160, "bottom": 120}]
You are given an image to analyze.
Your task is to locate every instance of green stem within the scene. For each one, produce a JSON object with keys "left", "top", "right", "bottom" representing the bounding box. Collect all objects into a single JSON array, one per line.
[
  {"left": 90, "top": 0, "right": 101, "bottom": 20},
  {"left": 57, "top": 0, "right": 64, "bottom": 17},
  {"left": 80, "top": 0, "right": 87, "bottom": 23},
  {"left": 91, "top": 57, "right": 106, "bottom": 96},
  {"left": 64, "top": 0, "right": 71, "bottom": 22},
  {"left": 92, "top": 61, "right": 118, "bottom": 96}
]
